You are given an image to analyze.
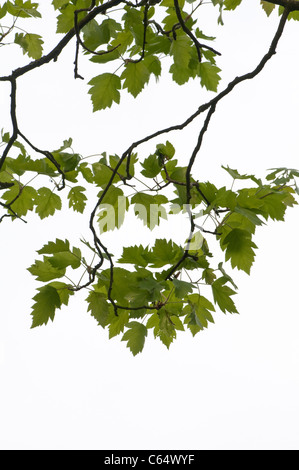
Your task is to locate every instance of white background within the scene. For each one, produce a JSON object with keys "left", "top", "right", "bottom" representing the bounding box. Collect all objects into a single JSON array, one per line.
[{"left": 0, "top": 1, "right": 299, "bottom": 450}]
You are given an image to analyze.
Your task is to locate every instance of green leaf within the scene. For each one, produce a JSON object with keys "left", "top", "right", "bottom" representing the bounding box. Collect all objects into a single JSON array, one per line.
[
  {"left": 99, "top": 267, "right": 154, "bottom": 307},
  {"left": 28, "top": 257, "right": 65, "bottom": 282},
  {"left": 37, "top": 239, "right": 70, "bottom": 255},
  {"left": 49, "top": 281, "right": 74, "bottom": 306},
  {"left": 234, "top": 206, "right": 265, "bottom": 227},
  {"left": 143, "top": 55, "right": 162, "bottom": 81},
  {"left": 260, "top": 1, "right": 276, "bottom": 16},
  {"left": 92, "top": 162, "right": 113, "bottom": 187},
  {"left": 131, "top": 193, "right": 168, "bottom": 229},
  {"left": 97, "top": 186, "right": 128, "bottom": 232},
  {"left": 213, "top": 187, "right": 237, "bottom": 210},
  {"left": 145, "top": 35, "right": 171, "bottom": 56},
  {"left": 110, "top": 29, "right": 133, "bottom": 55},
  {"left": 201, "top": 268, "right": 217, "bottom": 285},
  {"left": 171, "top": 34, "right": 192, "bottom": 65},
  {"left": 118, "top": 245, "right": 150, "bottom": 267},
  {"left": 108, "top": 310, "right": 130, "bottom": 339},
  {"left": 141, "top": 154, "right": 162, "bottom": 178},
  {"left": 222, "top": 165, "right": 262, "bottom": 186},
  {"left": 89, "top": 48, "right": 120, "bottom": 64},
  {"left": 35, "top": 188, "right": 62, "bottom": 219},
  {"left": 52, "top": 151, "right": 80, "bottom": 174},
  {"left": 0, "top": 3, "right": 7, "bottom": 19},
  {"left": 156, "top": 141, "right": 175, "bottom": 159},
  {"left": 52, "top": 0, "right": 69, "bottom": 9},
  {"left": 121, "top": 61, "right": 150, "bottom": 98},
  {"left": 212, "top": 277, "right": 238, "bottom": 314},
  {"left": 218, "top": 262, "right": 238, "bottom": 290},
  {"left": 285, "top": 10, "right": 299, "bottom": 21},
  {"left": 31, "top": 285, "right": 61, "bottom": 328},
  {"left": 6, "top": 0, "right": 41, "bottom": 18},
  {"left": 146, "top": 312, "right": 160, "bottom": 330},
  {"left": 2, "top": 185, "right": 36, "bottom": 217},
  {"left": 222, "top": 228, "right": 257, "bottom": 274},
  {"left": 82, "top": 19, "right": 109, "bottom": 51},
  {"left": 198, "top": 62, "right": 221, "bottom": 92},
  {"left": 68, "top": 186, "right": 87, "bottom": 213},
  {"left": 121, "top": 321, "right": 148, "bottom": 356},
  {"left": 258, "top": 191, "right": 287, "bottom": 221},
  {"left": 138, "top": 277, "right": 165, "bottom": 301},
  {"left": 88, "top": 73, "right": 121, "bottom": 111},
  {"left": 172, "top": 278, "right": 194, "bottom": 298},
  {"left": 150, "top": 239, "right": 184, "bottom": 268},
  {"left": 87, "top": 290, "right": 110, "bottom": 328},
  {"left": 224, "top": 0, "right": 243, "bottom": 10},
  {"left": 109, "top": 152, "right": 137, "bottom": 179},
  {"left": 48, "top": 250, "right": 81, "bottom": 270},
  {"left": 14, "top": 33, "right": 43, "bottom": 59},
  {"left": 156, "top": 309, "right": 177, "bottom": 349},
  {"left": 123, "top": 5, "right": 144, "bottom": 46},
  {"left": 185, "top": 294, "right": 215, "bottom": 336},
  {"left": 35, "top": 238, "right": 81, "bottom": 270},
  {"left": 56, "top": 1, "right": 87, "bottom": 33},
  {"left": 169, "top": 63, "right": 192, "bottom": 85},
  {"left": 79, "top": 163, "right": 94, "bottom": 183}
]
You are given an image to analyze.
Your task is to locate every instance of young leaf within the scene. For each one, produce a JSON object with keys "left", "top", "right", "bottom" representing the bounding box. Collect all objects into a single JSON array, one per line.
[
  {"left": 131, "top": 193, "right": 168, "bottom": 229},
  {"left": 49, "top": 281, "right": 74, "bottom": 306},
  {"left": 121, "top": 61, "right": 150, "bottom": 98},
  {"left": 28, "top": 258, "right": 66, "bottom": 282},
  {"left": 48, "top": 251, "right": 81, "bottom": 270},
  {"left": 87, "top": 290, "right": 110, "bottom": 328},
  {"left": 2, "top": 185, "right": 36, "bottom": 217},
  {"left": 56, "top": 2, "right": 86, "bottom": 33},
  {"left": 121, "top": 321, "right": 148, "bottom": 356},
  {"left": 97, "top": 186, "right": 128, "bottom": 232},
  {"left": 198, "top": 62, "right": 221, "bottom": 92},
  {"left": 14, "top": 33, "right": 43, "bottom": 59},
  {"left": 93, "top": 162, "right": 114, "bottom": 187},
  {"left": 212, "top": 277, "right": 238, "bottom": 314},
  {"left": 38, "top": 239, "right": 70, "bottom": 255},
  {"left": 170, "top": 34, "right": 192, "bottom": 68},
  {"left": 260, "top": 1, "right": 276, "bottom": 16},
  {"left": 35, "top": 188, "right": 62, "bottom": 219},
  {"left": 185, "top": 293, "right": 215, "bottom": 336},
  {"left": 52, "top": 0, "right": 69, "bottom": 9},
  {"left": 88, "top": 73, "right": 121, "bottom": 111},
  {"left": 258, "top": 191, "right": 288, "bottom": 221},
  {"left": 118, "top": 245, "right": 150, "bottom": 267},
  {"left": 141, "top": 154, "right": 162, "bottom": 178},
  {"left": 222, "top": 228, "right": 257, "bottom": 274},
  {"left": 224, "top": 0, "right": 243, "bottom": 10},
  {"left": 150, "top": 239, "right": 184, "bottom": 268},
  {"left": 31, "top": 285, "right": 61, "bottom": 328},
  {"left": 172, "top": 278, "right": 194, "bottom": 298},
  {"left": 156, "top": 309, "right": 177, "bottom": 349},
  {"left": 108, "top": 310, "right": 130, "bottom": 339},
  {"left": 68, "top": 186, "right": 87, "bottom": 213}
]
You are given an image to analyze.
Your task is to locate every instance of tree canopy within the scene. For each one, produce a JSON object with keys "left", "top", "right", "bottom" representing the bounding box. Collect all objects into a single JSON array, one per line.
[{"left": 0, "top": 0, "right": 298, "bottom": 355}]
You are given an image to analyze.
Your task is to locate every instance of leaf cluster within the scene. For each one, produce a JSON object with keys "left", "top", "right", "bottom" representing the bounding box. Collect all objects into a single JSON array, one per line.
[{"left": 1, "top": 0, "right": 299, "bottom": 355}]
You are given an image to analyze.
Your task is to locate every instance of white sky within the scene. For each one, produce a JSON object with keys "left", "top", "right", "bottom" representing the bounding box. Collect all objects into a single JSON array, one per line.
[{"left": 0, "top": 1, "right": 299, "bottom": 450}]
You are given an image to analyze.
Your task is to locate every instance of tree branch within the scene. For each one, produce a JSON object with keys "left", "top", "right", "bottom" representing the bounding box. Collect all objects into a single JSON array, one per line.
[
  {"left": 266, "top": 0, "right": 299, "bottom": 10},
  {"left": 0, "top": 0, "right": 124, "bottom": 82}
]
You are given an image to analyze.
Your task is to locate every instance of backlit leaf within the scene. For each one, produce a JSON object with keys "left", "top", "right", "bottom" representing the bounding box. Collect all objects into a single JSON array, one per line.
[
  {"left": 35, "top": 188, "right": 62, "bottom": 219},
  {"left": 31, "top": 285, "right": 61, "bottom": 328},
  {"left": 121, "top": 61, "right": 150, "bottom": 98},
  {"left": 121, "top": 321, "right": 148, "bottom": 356},
  {"left": 212, "top": 277, "right": 238, "bottom": 314},
  {"left": 88, "top": 73, "right": 121, "bottom": 111}
]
